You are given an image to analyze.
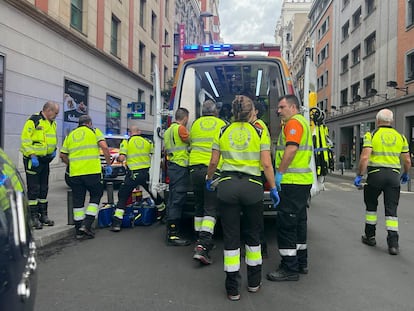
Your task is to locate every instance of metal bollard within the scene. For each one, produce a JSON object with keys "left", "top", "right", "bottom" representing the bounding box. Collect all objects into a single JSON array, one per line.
[
  {"left": 106, "top": 182, "right": 114, "bottom": 204},
  {"left": 67, "top": 189, "right": 74, "bottom": 225}
]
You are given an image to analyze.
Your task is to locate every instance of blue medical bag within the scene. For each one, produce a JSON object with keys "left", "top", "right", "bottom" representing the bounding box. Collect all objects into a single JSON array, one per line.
[{"left": 98, "top": 204, "right": 115, "bottom": 228}]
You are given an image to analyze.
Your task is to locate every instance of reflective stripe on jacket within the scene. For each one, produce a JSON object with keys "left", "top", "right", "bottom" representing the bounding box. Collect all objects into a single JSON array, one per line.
[
  {"left": 189, "top": 115, "right": 226, "bottom": 166},
  {"left": 364, "top": 126, "right": 409, "bottom": 169},
  {"left": 213, "top": 122, "right": 270, "bottom": 177},
  {"left": 120, "top": 135, "right": 153, "bottom": 170},
  {"left": 20, "top": 112, "right": 57, "bottom": 157},
  {"left": 61, "top": 125, "right": 102, "bottom": 176}
]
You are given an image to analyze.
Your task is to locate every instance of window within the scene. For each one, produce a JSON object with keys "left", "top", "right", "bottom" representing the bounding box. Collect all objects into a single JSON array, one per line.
[
  {"left": 317, "top": 44, "right": 329, "bottom": 65},
  {"left": 365, "top": 32, "right": 376, "bottom": 56},
  {"left": 407, "top": 50, "right": 414, "bottom": 81},
  {"left": 165, "top": 0, "right": 169, "bottom": 18},
  {"left": 151, "top": 11, "right": 157, "bottom": 41},
  {"left": 351, "top": 82, "right": 360, "bottom": 101},
  {"left": 341, "top": 88, "right": 348, "bottom": 106},
  {"left": 341, "top": 54, "right": 349, "bottom": 73},
  {"left": 408, "top": 0, "right": 414, "bottom": 27},
  {"left": 352, "top": 7, "right": 362, "bottom": 29},
  {"left": 150, "top": 95, "right": 154, "bottom": 116},
  {"left": 138, "top": 89, "right": 144, "bottom": 105},
  {"left": 111, "top": 15, "right": 120, "bottom": 57},
  {"left": 342, "top": 20, "right": 349, "bottom": 41},
  {"left": 164, "top": 30, "right": 169, "bottom": 56},
  {"left": 364, "top": 75, "right": 375, "bottom": 96},
  {"left": 163, "top": 66, "right": 169, "bottom": 90},
  {"left": 343, "top": 0, "right": 350, "bottom": 9},
  {"left": 352, "top": 45, "right": 361, "bottom": 65},
  {"left": 150, "top": 53, "right": 156, "bottom": 79},
  {"left": 139, "top": 42, "right": 145, "bottom": 75},
  {"left": 366, "top": 0, "right": 375, "bottom": 16},
  {"left": 70, "top": 0, "right": 83, "bottom": 32},
  {"left": 318, "top": 17, "right": 329, "bottom": 40},
  {"left": 139, "top": 0, "right": 146, "bottom": 28},
  {"left": 317, "top": 72, "right": 328, "bottom": 89}
]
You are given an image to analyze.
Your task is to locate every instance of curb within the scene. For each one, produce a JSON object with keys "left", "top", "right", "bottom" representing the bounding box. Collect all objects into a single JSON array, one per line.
[{"left": 33, "top": 225, "right": 74, "bottom": 248}]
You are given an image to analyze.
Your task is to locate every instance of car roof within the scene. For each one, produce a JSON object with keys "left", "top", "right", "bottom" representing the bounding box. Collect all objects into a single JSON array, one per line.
[{"left": 105, "top": 134, "right": 129, "bottom": 139}]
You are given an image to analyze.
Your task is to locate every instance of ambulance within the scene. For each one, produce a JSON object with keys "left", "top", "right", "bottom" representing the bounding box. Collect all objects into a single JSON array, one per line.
[{"left": 150, "top": 43, "right": 332, "bottom": 216}]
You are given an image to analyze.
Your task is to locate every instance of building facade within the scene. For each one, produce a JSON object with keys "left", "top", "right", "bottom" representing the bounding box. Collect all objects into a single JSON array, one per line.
[
  {"left": 173, "top": 0, "right": 220, "bottom": 72},
  {"left": 281, "top": 0, "right": 414, "bottom": 170},
  {"left": 275, "top": 0, "right": 313, "bottom": 65},
  {"left": 0, "top": 0, "right": 174, "bottom": 177}
]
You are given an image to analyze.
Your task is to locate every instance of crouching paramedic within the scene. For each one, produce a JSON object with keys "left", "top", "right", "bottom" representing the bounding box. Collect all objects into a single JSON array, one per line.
[
  {"left": 111, "top": 125, "right": 165, "bottom": 232},
  {"left": 190, "top": 100, "right": 226, "bottom": 264},
  {"left": 60, "top": 115, "right": 112, "bottom": 239},
  {"left": 206, "top": 95, "right": 278, "bottom": 301}
]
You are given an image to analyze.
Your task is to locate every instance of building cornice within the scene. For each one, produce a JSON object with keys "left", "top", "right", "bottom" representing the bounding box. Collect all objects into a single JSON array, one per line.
[
  {"left": 4, "top": 0, "right": 153, "bottom": 89},
  {"left": 326, "top": 94, "right": 414, "bottom": 124}
]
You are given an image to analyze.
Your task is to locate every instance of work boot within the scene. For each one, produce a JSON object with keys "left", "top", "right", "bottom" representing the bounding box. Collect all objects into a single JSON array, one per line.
[
  {"left": 74, "top": 220, "right": 84, "bottom": 240},
  {"left": 79, "top": 216, "right": 95, "bottom": 239},
  {"left": 156, "top": 203, "right": 166, "bottom": 222},
  {"left": 266, "top": 267, "right": 299, "bottom": 282},
  {"left": 387, "top": 232, "right": 399, "bottom": 255},
  {"left": 361, "top": 235, "right": 376, "bottom": 246},
  {"left": 39, "top": 202, "right": 55, "bottom": 226},
  {"left": 110, "top": 217, "right": 122, "bottom": 232},
  {"left": 193, "top": 245, "right": 212, "bottom": 265},
  {"left": 30, "top": 206, "right": 43, "bottom": 230},
  {"left": 226, "top": 271, "right": 241, "bottom": 301},
  {"left": 261, "top": 242, "right": 268, "bottom": 259},
  {"left": 166, "top": 222, "right": 190, "bottom": 246},
  {"left": 299, "top": 266, "right": 309, "bottom": 274}
]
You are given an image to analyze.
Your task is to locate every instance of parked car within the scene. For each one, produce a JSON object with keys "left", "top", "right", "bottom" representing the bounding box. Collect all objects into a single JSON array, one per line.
[
  {"left": 0, "top": 147, "right": 37, "bottom": 310},
  {"left": 100, "top": 134, "right": 128, "bottom": 183}
]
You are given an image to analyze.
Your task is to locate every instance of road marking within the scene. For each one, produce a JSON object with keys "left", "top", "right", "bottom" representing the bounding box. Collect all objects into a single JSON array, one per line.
[{"left": 323, "top": 182, "right": 355, "bottom": 192}]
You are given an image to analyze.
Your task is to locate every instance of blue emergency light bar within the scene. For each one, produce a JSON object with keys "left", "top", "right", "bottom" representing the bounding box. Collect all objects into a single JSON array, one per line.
[
  {"left": 183, "top": 43, "right": 281, "bottom": 55},
  {"left": 184, "top": 44, "right": 233, "bottom": 53}
]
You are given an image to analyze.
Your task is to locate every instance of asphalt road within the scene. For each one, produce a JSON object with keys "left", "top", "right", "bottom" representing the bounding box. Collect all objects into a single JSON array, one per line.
[{"left": 34, "top": 175, "right": 414, "bottom": 311}]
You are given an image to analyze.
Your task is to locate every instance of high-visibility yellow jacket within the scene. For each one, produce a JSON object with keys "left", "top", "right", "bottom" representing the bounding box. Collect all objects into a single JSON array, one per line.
[
  {"left": 189, "top": 115, "right": 226, "bottom": 166},
  {"left": 275, "top": 114, "right": 313, "bottom": 185},
  {"left": 164, "top": 123, "right": 189, "bottom": 167},
  {"left": 364, "top": 126, "right": 409, "bottom": 169},
  {"left": 20, "top": 112, "right": 57, "bottom": 157},
  {"left": 120, "top": 135, "right": 153, "bottom": 170},
  {"left": 213, "top": 122, "right": 270, "bottom": 177},
  {"left": 61, "top": 125, "right": 104, "bottom": 176}
]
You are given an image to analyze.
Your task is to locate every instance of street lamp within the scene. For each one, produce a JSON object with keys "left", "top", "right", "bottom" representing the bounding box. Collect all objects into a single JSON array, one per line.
[
  {"left": 200, "top": 11, "right": 214, "bottom": 44},
  {"left": 368, "top": 88, "right": 388, "bottom": 100},
  {"left": 200, "top": 11, "right": 214, "bottom": 18},
  {"left": 386, "top": 81, "right": 408, "bottom": 95}
]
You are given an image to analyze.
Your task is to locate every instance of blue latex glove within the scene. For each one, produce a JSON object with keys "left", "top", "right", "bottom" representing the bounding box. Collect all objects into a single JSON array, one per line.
[
  {"left": 105, "top": 165, "right": 113, "bottom": 177},
  {"left": 354, "top": 175, "right": 363, "bottom": 188},
  {"left": 400, "top": 172, "right": 410, "bottom": 184},
  {"left": 275, "top": 171, "right": 283, "bottom": 191},
  {"left": 31, "top": 156, "right": 39, "bottom": 168},
  {"left": 206, "top": 179, "right": 215, "bottom": 192},
  {"left": 270, "top": 187, "right": 280, "bottom": 207},
  {"left": 51, "top": 150, "right": 57, "bottom": 158}
]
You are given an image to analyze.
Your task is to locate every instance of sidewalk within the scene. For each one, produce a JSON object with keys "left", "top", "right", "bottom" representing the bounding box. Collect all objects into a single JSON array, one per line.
[
  {"left": 34, "top": 169, "right": 411, "bottom": 248},
  {"left": 32, "top": 179, "right": 115, "bottom": 248},
  {"left": 328, "top": 169, "right": 356, "bottom": 180}
]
